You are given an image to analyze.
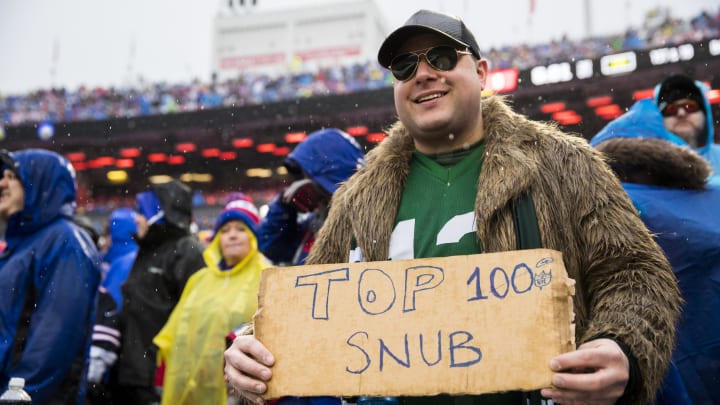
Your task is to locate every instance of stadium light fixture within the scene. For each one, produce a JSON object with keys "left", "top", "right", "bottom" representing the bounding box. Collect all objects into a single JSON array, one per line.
[
  {"left": 148, "top": 153, "right": 168, "bottom": 163},
  {"left": 168, "top": 155, "right": 186, "bottom": 165},
  {"left": 595, "top": 104, "right": 623, "bottom": 120},
  {"left": 219, "top": 151, "right": 237, "bottom": 160},
  {"left": 632, "top": 89, "right": 655, "bottom": 101},
  {"left": 273, "top": 147, "right": 291, "bottom": 156},
  {"left": 175, "top": 143, "right": 197, "bottom": 153},
  {"left": 180, "top": 173, "right": 213, "bottom": 183},
  {"left": 556, "top": 115, "right": 582, "bottom": 126},
  {"left": 95, "top": 156, "right": 116, "bottom": 167},
  {"left": 586, "top": 96, "right": 612, "bottom": 108},
  {"left": 232, "top": 138, "right": 254, "bottom": 148},
  {"left": 551, "top": 110, "right": 579, "bottom": 122},
  {"left": 66, "top": 152, "right": 86, "bottom": 162},
  {"left": 149, "top": 175, "right": 173, "bottom": 184},
  {"left": 257, "top": 143, "right": 276, "bottom": 153},
  {"left": 285, "top": 132, "right": 307, "bottom": 143},
  {"left": 202, "top": 148, "right": 221, "bottom": 158},
  {"left": 87, "top": 159, "right": 104, "bottom": 169},
  {"left": 540, "top": 102, "right": 566, "bottom": 114},
  {"left": 120, "top": 147, "right": 142, "bottom": 158},
  {"left": 116, "top": 159, "right": 134, "bottom": 169},
  {"left": 486, "top": 68, "right": 519, "bottom": 93},
  {"left": 366, "top": 132, "right": 386, "bottom": 143},
  {"left": 346, "top": 126, "right": 368, "bottom": 137},
  {"left": 707, "top": 89, "right": 720, "bottom": 104},
  {"left": 246, "top": 168, "right": 273, "bottom": 178},
  {"left": 106, "top": 170, "right": 128, "bottom": 184}
]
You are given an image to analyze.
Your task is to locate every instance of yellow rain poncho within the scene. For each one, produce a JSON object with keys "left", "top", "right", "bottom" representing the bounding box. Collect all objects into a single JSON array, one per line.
[{"left": 154, "top": 226, "right": 270, "bottom": 405}]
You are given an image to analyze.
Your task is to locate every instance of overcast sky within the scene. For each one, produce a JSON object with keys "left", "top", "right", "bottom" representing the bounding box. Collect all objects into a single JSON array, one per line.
[{"left": 0, "top": 0, "right": 716, "bottom": 95}]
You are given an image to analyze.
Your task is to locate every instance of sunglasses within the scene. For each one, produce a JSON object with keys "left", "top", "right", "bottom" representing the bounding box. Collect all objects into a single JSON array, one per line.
[
  {"left": 389, "top": 46, "right": 473, "bottom": 82},
  {"left": 661, "top": 99, "right": 702, "bottom": 117}
]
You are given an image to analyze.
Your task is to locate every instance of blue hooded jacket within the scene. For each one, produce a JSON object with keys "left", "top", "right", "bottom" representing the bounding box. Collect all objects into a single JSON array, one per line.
[
  {"left": 102, "top": 208, "right": 138, "bottom": 265},
  {"left": 101, "top": 208, "right": 139, "bottom": 311},
  {"left": 591, "top": 100, "right": 720, "bottom": 404},
  {"left": 258, "top": 128, "right": 365, "bottom": 265},
  {"left": 0, "top": 149, "right": 102, "bottom": 404},
  {"left": 653, "top": 75, "right": 720, "bottom": 175}
]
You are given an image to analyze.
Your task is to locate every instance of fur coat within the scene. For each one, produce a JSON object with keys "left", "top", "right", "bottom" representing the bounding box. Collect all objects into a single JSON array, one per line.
[{"left": 307, "top": 96, "right": 681, "bottom": 404}]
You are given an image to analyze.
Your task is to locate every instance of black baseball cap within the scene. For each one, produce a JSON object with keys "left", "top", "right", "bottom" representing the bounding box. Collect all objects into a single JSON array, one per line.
[
  {"left": 657, "top": 74, "right": 705, "bottom": 112},
  {"left": 378, "top": 10, "right": 481, "bottom": 68}
]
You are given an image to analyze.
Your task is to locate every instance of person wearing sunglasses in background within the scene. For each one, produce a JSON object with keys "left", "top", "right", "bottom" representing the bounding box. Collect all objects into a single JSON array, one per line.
[
  {"left": 590, "top": 98, "right": 720, "bottom": 405},
  {"left": 655, "top": 73, "right": 720, "bottom": 175},
  {"left": 225, "top": 9, "right": 681, "bottom": 405}
]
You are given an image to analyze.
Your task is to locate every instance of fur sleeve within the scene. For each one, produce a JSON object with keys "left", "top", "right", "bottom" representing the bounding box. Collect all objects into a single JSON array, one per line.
[
  {"left": 557, "top": 138, "right": 681, "bottom": 404},
  {"left": 305, "top": 185, "right": 354, "bottom": 265}
]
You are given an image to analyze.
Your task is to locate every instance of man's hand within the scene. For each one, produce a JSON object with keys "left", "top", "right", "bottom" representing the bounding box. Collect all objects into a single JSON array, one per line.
[
  {"left": 224, "top": 335, "right": 275, "bottom": 405},
  {"left": 540, "top": 338, "right": 629, "bottom": 405},
  {"left": 281, "top": 179, "right": 328, "bottom": 213}
]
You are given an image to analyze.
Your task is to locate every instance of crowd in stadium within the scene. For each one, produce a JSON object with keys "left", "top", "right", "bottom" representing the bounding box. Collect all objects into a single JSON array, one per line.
[
  {"left": 2, "top": 3, "right": 720, "bottom": 405},
  {"left": 1, "top": 6, "right": 718, "bottom": 127}
]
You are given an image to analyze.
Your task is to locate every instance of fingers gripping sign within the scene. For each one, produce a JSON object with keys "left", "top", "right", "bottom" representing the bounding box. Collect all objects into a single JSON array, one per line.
[
  {"left": 540, "top": 338, "right": 630, "bottom": 405},
  {"left": 224, "top": 334, "right": 276, "bottom": 404}
]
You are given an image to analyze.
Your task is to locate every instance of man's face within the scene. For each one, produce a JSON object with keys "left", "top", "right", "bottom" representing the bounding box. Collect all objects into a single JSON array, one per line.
[
  {"left": 662, "top": 98, "right": 706, "bottom": 148},
  {"left": 0, "top": 169, "right": 24, "bottom": 221},
  {"left": 392, "top": 32, "right": 487, "bottom": 154},
  {"left": 134, "top": 213, "right": 149, "bottom": 239}
]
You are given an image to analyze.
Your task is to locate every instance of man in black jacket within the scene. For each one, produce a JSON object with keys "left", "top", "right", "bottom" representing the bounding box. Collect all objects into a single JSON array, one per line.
[{"left": 113, "top": 179, "right": 205, "bottom": 404}]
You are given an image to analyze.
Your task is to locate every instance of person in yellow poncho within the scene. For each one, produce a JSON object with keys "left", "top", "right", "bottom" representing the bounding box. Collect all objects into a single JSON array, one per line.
[{"left": 154, "top": 193, "right": 270, "bottom": 405}]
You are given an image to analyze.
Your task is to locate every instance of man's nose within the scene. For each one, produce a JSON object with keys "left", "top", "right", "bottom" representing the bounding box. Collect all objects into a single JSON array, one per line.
[{"left": 414, "top": 57, "right": 436, "bottom": 79}]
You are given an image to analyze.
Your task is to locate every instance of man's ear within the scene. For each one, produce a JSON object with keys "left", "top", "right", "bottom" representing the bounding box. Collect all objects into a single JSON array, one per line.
[{"left": 476, "top": 59, "right": 488, "bottom": 89}]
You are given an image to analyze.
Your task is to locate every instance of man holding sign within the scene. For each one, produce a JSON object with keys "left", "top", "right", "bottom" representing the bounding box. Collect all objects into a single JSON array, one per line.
[{"left": 225, "top": 9, "right": 681, "bottom": 405}]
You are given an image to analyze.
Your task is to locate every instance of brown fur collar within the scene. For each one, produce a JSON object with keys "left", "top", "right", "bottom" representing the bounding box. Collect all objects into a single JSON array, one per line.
[
  {"left": 595, "top": 137, "right": 710, "bottom": 189},
  {"left": 322, "top": 95, "right": 589, "bottom": 261}
]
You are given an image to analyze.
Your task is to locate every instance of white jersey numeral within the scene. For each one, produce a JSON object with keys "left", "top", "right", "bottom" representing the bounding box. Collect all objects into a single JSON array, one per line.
[{"left": 349, "top": 212, "right": 475, "bottom": 262}]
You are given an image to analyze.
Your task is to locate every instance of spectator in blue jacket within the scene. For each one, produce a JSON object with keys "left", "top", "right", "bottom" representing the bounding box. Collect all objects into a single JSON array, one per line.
[
  {"left": 591, "top": 98, "right": 720, "bottom": 404},
  {"left": 257, "top": 128, "right": 365, "bottom": 265},
  {"left": 0, "top": 148, "right": 102, "bottom": 404},
  {"left": 654, "top": 73, "right": 720, "bottom": 174},
  {"left": 87, "top": 208, "right": 139, "bottom": 404},
  {"left": 100, "top": 208, "right": 139, "bottom": 309}
]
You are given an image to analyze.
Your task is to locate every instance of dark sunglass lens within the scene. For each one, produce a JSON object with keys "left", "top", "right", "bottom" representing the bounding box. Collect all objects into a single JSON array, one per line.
[
  {"left": 663, "top": 100, "right": 702, "bottom": 116},
  {"left": 391, "top": 54, "right": 419, "bottom": 81},
  {"left": 685, "top": 100, "right": 700, "bottom": 113},
  {"left": 662, "top": 105, "right": 677, "bottom": 117},
  {"left": 427, "top": 46, "right": 458, "bottom": 71}
]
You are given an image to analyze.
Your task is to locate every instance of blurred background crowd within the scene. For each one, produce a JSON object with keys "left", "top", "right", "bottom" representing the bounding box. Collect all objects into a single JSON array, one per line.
[{"left": 2, "top": 6, "right": 718, "bottom": 127}]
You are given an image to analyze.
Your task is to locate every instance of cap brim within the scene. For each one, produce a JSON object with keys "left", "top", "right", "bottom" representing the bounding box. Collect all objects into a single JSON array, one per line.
[{"left": 377, "top": 25, "right": 472, "bottom": 67}]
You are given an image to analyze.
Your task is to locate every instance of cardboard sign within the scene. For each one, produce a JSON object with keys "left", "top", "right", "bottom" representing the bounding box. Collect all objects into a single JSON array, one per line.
[{"left": 255, "top": 249, "right": 575, "bottom": 398}]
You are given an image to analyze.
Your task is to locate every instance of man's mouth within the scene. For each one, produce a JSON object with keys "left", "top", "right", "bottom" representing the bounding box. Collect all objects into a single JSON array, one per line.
[{"left": 415, "top": 92, "right": 446, "bottom": 103}]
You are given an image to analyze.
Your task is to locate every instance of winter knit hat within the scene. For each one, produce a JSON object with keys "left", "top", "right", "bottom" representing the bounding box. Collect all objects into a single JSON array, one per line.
[
  {"left": 656, "top": 74, "right": 705, "bottom": 113},
  {"left": 213, "top": 192, "right": 260, "bottom": 236}
]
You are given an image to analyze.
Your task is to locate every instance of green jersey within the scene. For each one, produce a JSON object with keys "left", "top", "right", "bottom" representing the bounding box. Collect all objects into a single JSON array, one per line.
[
  {"left": 391, "top": 144, "right": 522, "bottom": 405},
  {"left": 391, "top": 145, "right": 483, "bottom": 260}
]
